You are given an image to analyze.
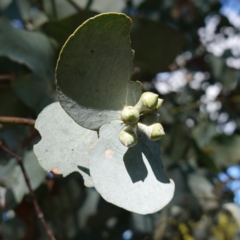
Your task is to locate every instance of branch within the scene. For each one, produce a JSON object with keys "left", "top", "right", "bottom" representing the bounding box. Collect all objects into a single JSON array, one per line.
[
  {"left": 0, "top": 142, "right": 57, "bottom": 240},
  {"left": 0, "top": 74, "right": 15, "bottom": 81},
  {"left": 0, "top": 117, "right": 35, "bottom": 126}
]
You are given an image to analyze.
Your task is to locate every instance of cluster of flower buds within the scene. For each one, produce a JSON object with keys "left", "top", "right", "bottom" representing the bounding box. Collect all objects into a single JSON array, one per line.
[{"left": 119, "top": 92, "right": 165, "bottom": 147}]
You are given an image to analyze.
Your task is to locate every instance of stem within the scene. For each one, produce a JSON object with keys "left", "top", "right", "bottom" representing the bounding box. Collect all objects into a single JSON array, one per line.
[
  {"left": 0, "top": 74, "right": 15, "bottom": 81},
  {"left": 0, "top": 142, "right": 57, "bottom": 240},
  {"left": 0, "top": 117, "right": 35, "bottom": 126}
]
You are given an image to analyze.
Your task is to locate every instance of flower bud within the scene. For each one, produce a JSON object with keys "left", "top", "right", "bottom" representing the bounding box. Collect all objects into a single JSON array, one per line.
[
  {"left": 119, "top": 130, "right": 138, "bottom": 147},
  {"left": 121, "top": 106, "right": 140, "bottom": 125},
  {"left": 150, "top": 123, "right": 165, "bottom": 140},
  {"left": 134, "top": 92, "right": 159, "bottom": 113},
  {"left": 156, "top": 98, "right": 164, "bottom": 110},
  {"left": 137, "top": 122, "right": 165, "bottom": 141}
]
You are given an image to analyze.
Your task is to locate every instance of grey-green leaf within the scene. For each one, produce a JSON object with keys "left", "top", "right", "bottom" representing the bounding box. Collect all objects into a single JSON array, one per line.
[
  {"left": 207, "top": 134, "right": 240, "bottom": 168},
  {"left": 56, "top": 13, "right": 142, "bottom": 130},
  {"left": 33, "top": 102, "right": 98, "bottom": 187},
  {"left": 0, "top": 19, "right": 55, "bottom": 113},
  {"left": 0, "top": 151, "right": 46, "bottom": 210},
  {"left": 89, "top": 120, "right": 174, "bottom": 214},
  {"left": 131, "top": 17, "right": 187, "bottom": 79},
  {"left": 0, "top": 18, "right": 55, "bottom": 83}
]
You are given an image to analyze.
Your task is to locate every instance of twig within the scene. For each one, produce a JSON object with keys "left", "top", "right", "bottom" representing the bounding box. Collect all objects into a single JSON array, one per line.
[
  {"left": 0, "top": 74, "right": 15, "bottom": 81},
  {"left": 0, "top": 117, "right": 35, "bottom": 126},
  {"left": 0, "top": 142, "right": 57, "bottom": 240}
]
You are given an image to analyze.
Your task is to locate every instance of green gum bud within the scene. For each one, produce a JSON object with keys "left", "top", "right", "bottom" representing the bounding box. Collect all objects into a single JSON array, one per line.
[
  {"left": 156, "top": 98, "right": 164, "bottom": 110},
  {"left": 142, "top": 92, "right": 158, "bottom": 109},
  {"left": 150, "top": 123, "right": 165, "bottom": 140},
  {"left": 134, "top": 92, "right": 159, "bottom": 113},
  {"left": 119, "top": 129, "right": 138, "bottom": 147},
  {"left": 121, "top": 106, "right": 140, "bottom": 125},
  {"left": 137, "top": 122, "right": 165, "bottom": 141}
]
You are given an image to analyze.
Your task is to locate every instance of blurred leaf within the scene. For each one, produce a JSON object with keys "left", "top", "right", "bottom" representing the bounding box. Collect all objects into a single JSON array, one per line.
[
  {"left": 34, "top": 102, "right": 98, "bottom": 187},
  {"left": 57, "top": 13, "right": 142, "bottom": 130},
  {"left": 191, "top": 139, "right": 219, "bottom": 172},
  {"left": 166, "top": 124, "right": 190, "bottom": 162},
  {"left": 209, "top": 54, "right": 239, "bottom": 91},
  {"left": 207, "top": 134, "right": 240, "bottom": 167},
  {"left": 0, "top": 82, "right": 33, "bottom": 117},
  {"left": 131, "top": 212, "right": 160, "bottom": 233},
  {"left": 130, "top": 17, "right": 187, "bottom": 79},
  {"left": 43, "top": 10, "right": 187, "bottom": 81},
  {"left": 89, "top": 120, "right": 174, "bottom": 214},
  {"left": 192, "top": 122, "right": 218, "bottom": 147},
  {"left": 0, "top": 0, "right": 12, "bottom": 11},
  {"left": 0, "top": 19, "right": 56, "bottom": 113},
  {"left": 0, "top": 151, "right": 45, "bottom": 210},
  {"left": 0, "top": 18, "right": 56, "bottom": 83},
  {"left": 0, "top": 82, "right": 34, "bottom": 152},
  {"left": 40, "top": 175, "right": 83, "bottom": 239},
  {"left": 42, "top": 0, "right": 77, "bottom": 19},
  {"left": 220, "top": 66, "right": 240, "bottom": 92},
  {"left": 78, "top": 188, "right": 100, "bottom": 229},
  {"left": 12, "top": 74, "right": 54, "bottom": 114},
  {"left": 42, "top": 10, "right": 97, "bottom": 46},
  {"left": 2, "top": 215, "right": 26, "bottom": 240},
  {"left": 75, "top": 0, "right": 125, "bottom": 13},
  {"left": 0, "top": 125, "right": 30, "bottom": 152},
  {"left": 223, "top": 203, "right": 240, "bottom": 227},
  {"left": 188, "top": 172, "right": 219, "bottom": 212}
]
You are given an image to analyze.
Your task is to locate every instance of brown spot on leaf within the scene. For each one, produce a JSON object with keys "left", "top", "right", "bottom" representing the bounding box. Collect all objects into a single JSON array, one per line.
[
  {"left": 90, "top": 49, "right": 94, "bottom": 53},
  {"left": 51, "top": 167, "right": 61, "bottom": 175},
  {"left": 105, "top": 149, "right": 114, "bottom": 159}
]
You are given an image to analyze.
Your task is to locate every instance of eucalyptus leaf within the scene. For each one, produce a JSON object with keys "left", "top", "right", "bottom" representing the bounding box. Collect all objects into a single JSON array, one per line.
[
  {"left": 43, "top": 10, "right": 187, "bottom": 80},
  {"left": 0, "top": 19, "right": 55, "bottom": 113},
  {"left": 192, "top": 122, "right": 218, "bottom": 147},
  {"left": 0, "top": 82, "right": 33, "bottom": 117},
  {"left": 42, "top": 0, "right": 77, "bottom": 19},
  {"left": 209, "top": 54, "right": 239, "bottom": 91},
  {"left": 191, "top": 139, "right": 218, "bottom": 172},
  {"left": 89, "top": 120, "right": 174, "bottom": 214},
  {"left": 130, "top": 17, "right": 187, "bottom": 79},
  {"left": 188, "top": 172, "right": 218, "bottom": 212},
  {"left": 57, "top": 13, "right": 142, "bottom": 130},
  {"left": 0, "top": 18, "right": 55, "bottom": 82},
  {"left": 223, "top": 203, "right": 240, "bottom": 227},
  {"left": 75, "top": 0, "right": 125, "bottom": 13},
  {"left": 0, "top": 151, "right": 45, "bottom": 210},
  {"left": 0, "top": 0, "right": 12, "bottom": 11},
  {"left": 33, "top": 102, "right": 98, "bottom": 187},
  {"left": 42, "top": 10, "right": 97, "bottom": 46},
  {"left": 207, "top": 134, "right": 240, "bottom": 168},
  {"left": 12, "top": 74, "right": 54, "bottom": 114}
]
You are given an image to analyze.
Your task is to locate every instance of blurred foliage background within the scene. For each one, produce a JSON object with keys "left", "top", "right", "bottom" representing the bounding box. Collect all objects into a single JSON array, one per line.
[{"left": 0, "top": 0, "right": 240, "bottom": 239}]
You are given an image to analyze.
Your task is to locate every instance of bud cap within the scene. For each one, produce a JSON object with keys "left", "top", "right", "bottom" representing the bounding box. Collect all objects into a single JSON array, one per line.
[
  {"left": 119, "top": 130, "right": 138, "bottom": 147},
  {"left": 121, "top": 106, "right": 140, "bottom": 125},
  {"left": 150, "top": 123, "right": 165, "bottom": 140}
]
